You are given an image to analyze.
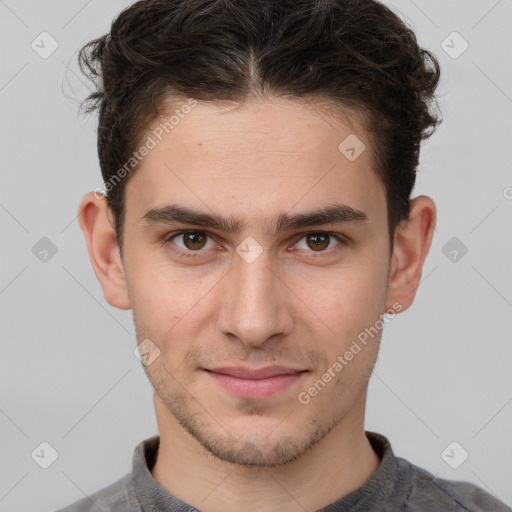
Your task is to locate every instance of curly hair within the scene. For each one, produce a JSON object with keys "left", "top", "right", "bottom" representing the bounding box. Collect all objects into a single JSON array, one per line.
[{"left": 78, "top": 0, "right": 442, "bottom": 253}]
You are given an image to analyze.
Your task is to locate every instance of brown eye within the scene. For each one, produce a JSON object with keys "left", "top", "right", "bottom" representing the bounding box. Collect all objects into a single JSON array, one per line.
[
  {"left": 163, "top": 230, "right": 219, "bottom": 260},
  {"left": 165, "top": 231, "right": 216, "bottom": 255},
  {"left": 306, "top": 233, "right": 330, "bottom": 251},
  {"left": 294, "top": 232, "right": 343, "bottom": 254},
  {"left": 181, "top": 232, "right": 208, "bottom": 250}
]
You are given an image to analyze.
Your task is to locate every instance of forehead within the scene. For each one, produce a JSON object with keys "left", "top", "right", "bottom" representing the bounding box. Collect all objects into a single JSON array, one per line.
[{"left": 125, "top": 97, "right": 386, "bottom": 229}]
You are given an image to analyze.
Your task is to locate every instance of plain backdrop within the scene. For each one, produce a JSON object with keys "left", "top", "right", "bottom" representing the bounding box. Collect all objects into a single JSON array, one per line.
[{"left": 1, "top": 0, "right": 511, "bottom": 510}]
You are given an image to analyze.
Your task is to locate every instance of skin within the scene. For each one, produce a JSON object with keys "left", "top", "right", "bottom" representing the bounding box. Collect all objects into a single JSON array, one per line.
[{"left": 78, "top": 97, "right": 436, "bottom": 512}]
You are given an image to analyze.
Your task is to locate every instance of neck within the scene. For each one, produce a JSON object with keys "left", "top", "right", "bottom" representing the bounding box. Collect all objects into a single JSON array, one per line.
[{"left": 150, "top": 393, "right": 381, "bottom": 512}]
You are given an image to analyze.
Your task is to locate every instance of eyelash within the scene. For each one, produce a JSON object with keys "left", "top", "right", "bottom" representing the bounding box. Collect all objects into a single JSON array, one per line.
[{"left": 162, "top": 230, "right": 346, "bottom": 260}]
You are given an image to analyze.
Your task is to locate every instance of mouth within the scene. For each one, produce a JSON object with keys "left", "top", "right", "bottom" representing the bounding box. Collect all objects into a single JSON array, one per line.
[{"left": 204, "top": 366, "right": 308, "bottom": 399}]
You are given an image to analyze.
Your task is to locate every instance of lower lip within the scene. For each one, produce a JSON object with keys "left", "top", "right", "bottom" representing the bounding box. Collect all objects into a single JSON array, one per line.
[{"left": 205, "top": 371, "right": 306, "bottom": 399}]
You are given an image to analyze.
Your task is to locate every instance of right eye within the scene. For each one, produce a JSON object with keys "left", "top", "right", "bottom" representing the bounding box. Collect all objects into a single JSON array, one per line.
[{"left": 163, "top": 230, "right": 218, "bottom": 259}]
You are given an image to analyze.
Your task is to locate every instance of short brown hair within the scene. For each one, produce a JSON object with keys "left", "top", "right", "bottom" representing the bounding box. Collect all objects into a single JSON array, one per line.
[{"left": 78, "top": 0, "right": 442, "bottom": 253}]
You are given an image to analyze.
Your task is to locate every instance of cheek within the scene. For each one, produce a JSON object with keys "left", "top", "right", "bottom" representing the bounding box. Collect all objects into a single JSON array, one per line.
[
  {"left": 309, "top": 263, "right": 386, "bottom": 326},
  {"left": 128, "top": 255, "right": 198, "bottom": 313},
  {"left": 302, "top": 261, "right": 388, "bottom": 366},
  {"left": 126, "top": 268, "right": 189, "bottom": 351},
  {"left": 127, "top": 260, "right": 221, "bottom": 363}
]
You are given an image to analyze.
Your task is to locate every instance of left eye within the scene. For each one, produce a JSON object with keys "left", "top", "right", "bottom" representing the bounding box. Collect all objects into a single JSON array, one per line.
[{"left": 294, "top": 232, "right": 342, "bottom": 252}]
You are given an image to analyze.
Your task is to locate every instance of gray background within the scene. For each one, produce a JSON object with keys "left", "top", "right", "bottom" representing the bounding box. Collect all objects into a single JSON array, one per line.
[{"left": 1, "top": 0, "right": 511, "bottom": 510}]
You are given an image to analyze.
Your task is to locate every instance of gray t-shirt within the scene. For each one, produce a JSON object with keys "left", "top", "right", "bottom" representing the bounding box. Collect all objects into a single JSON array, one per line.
[{"left": 56, "top": 431, "right": 510, "bottom": 511}]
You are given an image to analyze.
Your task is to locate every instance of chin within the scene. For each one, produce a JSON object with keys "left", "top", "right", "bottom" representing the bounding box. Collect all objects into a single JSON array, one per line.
[
  {"left": 188, "top": 414, "right": 331, "bottom": 468},
  {"left": 200, "top": 432, "right": 308, "bottom": 467}
]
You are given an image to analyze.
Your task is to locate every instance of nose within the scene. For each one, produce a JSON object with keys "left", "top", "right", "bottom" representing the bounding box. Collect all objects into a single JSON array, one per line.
[{"left": 216, "top": 247, "right": 294, "bottom": 348}]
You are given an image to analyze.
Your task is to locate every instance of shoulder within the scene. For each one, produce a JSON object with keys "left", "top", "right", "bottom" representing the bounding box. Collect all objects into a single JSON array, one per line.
[
  {"left": 397, "top": 457, "right": 511, "bottom": 512},
  {"left": 55, "top": 472, "right": 137, "bottom": 512}
]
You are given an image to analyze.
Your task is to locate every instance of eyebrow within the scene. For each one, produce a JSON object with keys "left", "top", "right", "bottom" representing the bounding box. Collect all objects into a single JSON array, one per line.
[{"left": 141, "top": 202, "right": 368, "bottom": 235}]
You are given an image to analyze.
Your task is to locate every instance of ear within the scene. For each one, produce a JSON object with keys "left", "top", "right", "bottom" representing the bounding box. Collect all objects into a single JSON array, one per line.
[
  {"left": 78, "top": 192, "right": 131, "bottom": 310},
  {"left": 385, "top": 195, "right": 436, "bottom": 313}
]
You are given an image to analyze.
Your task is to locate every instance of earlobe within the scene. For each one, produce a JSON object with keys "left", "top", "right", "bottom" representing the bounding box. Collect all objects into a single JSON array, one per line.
[
  {"left": 78, "top": 192, "right": 131, "bottom": 310},
  {"left": 385, "top": 196, "right": 436, "bottom": 313}
]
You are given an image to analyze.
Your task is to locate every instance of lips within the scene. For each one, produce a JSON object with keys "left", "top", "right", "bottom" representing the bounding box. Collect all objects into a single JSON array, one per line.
[
  {"left": 206, "top": 366, "right": 306, "bottom": 379},
  {"left": 204, "top": 366, "right": 308, "bottom": 399}
]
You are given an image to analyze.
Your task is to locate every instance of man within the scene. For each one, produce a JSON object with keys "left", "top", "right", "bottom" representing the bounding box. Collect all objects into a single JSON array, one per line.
[{"left": 58, "top": 0, "right": 510, "bottom": 510}]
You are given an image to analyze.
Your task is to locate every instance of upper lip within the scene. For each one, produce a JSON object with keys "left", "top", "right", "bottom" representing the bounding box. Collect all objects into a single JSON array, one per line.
[{"left": 206, "top": 366, "right": 307, "bottom": 379}]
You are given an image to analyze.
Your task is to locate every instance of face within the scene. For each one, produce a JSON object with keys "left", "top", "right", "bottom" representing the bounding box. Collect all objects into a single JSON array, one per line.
[{"left": 119, "top": 97, "right": 395, "bottom": 467}]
